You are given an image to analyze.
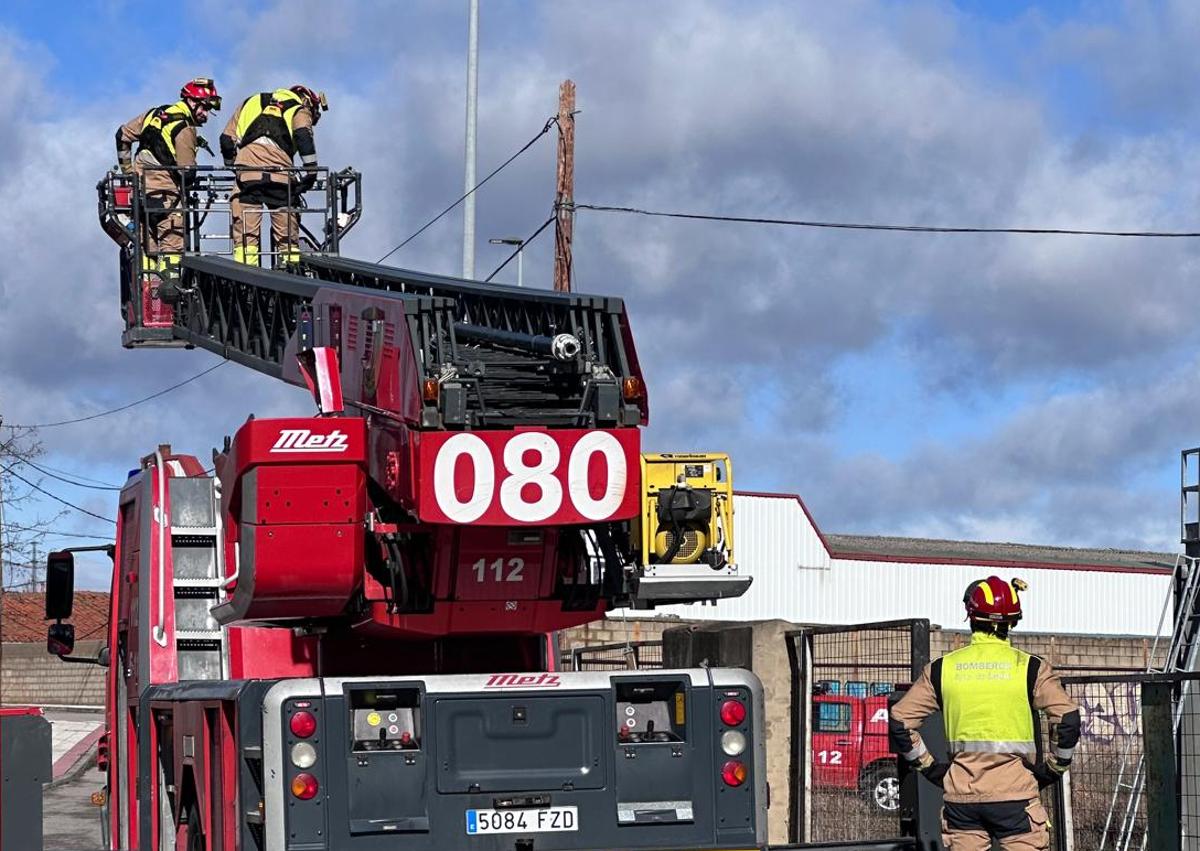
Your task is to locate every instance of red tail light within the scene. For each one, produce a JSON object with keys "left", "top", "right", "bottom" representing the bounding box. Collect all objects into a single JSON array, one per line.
[
  {"left": 720, "top": 699, "right": 746, "bottom": 726},
  {"left": 290, "top": 710, "right": 317, "bottom": 738},
  {"left": 722, "top": 760, "right": 748, "bottom": 787},
  {"left": 291, "top": 772, "right": 319, "bottom": 800}
]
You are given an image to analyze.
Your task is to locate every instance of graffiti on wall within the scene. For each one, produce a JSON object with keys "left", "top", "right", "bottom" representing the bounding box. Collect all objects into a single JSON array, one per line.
[{"left": 1075, "top": 684, "right": 1141, "bottom": 746}]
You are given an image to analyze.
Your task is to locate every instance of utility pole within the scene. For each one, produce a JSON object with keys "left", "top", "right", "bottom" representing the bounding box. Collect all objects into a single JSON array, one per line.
[
  {"left": 553, "top": 80, "right": 576, "bottom": 293},
  {"left": 462, "top": 0, "right": 480, "bottom": 279}
]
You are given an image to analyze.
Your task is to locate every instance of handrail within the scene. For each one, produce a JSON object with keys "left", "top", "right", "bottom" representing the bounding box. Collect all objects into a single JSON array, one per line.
[{"left": 151, "top": 449, "right": 168, "bottom": 647}]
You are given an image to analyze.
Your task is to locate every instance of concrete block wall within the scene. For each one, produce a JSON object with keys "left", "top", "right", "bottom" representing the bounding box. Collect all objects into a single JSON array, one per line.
[
  {"left": 563, "top": 618, "right": 1167, "bottom": 675},
  {"left": 0, "top": 641, "right": 105, "bottom": 707},
  {"left": 933, "top": 630, "right": 1166, "bottom": 673}
]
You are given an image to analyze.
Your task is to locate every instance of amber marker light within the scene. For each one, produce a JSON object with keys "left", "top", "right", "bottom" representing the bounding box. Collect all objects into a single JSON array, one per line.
[
  {"left": 721, "top": 760, "right": 748, "bottom": 787},
  {"left": 291, "top": 772, "right": 319, "bottom": 800}
]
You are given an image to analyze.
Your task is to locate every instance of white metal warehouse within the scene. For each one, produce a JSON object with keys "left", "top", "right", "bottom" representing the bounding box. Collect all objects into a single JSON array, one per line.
[{"left": 645, "top": 491, "right": 1175, "bottom": 637}]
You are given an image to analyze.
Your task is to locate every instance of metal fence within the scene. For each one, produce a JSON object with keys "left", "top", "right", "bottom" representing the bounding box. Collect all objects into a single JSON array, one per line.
[
  {"left": 1048, "top": 671, "right": 1200, "bottom": 851},
  {"left": 788, "top": 620, "right": 930, "bottom": 846},
  {"left": 567, "top": 640, "right": 664, "bottom": 671}
]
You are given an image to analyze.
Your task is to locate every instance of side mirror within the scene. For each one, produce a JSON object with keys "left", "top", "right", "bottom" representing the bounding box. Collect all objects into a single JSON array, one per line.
[
  {"left": 47, "top": 623, "right": 76, "bottom": 657},
  {"left": 45, "top": 551, "right": 75, "bottom": 621},
  {"left": 97, "top": 646, "right": 111, "bottom": 668}
]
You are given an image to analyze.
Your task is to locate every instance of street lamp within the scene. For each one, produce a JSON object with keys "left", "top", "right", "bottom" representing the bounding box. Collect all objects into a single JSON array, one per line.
[{"left": 488, "top": 237, "right": 525, "bottom": 287}]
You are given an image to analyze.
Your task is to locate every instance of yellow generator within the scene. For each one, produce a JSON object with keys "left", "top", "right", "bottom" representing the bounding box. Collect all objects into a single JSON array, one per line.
[{"left": 631, "top": 453, "right": 750, "bottom": 605}]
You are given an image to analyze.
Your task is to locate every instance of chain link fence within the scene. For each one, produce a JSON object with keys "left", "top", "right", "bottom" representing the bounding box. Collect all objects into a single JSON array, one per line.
[
  {"left": 568, "top": 640, "right": 664, "bottom": 671},
  {"left": 789, "top": 620, "right": 928, "bottom": 845},
  {"left": 1046, "top": 672, "right": 1200, "bottom": 851}
]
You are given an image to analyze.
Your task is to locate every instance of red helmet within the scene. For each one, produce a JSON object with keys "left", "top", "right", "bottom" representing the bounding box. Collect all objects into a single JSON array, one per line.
[
  {"left": 290, "top": 85, "right": 328, "bottom": 121},
  {"left": 963, "top": 576, "right": 1026, "bottom": 623},
  {"left": 181, "top": 77, "right": 221, "bottom": 110}
]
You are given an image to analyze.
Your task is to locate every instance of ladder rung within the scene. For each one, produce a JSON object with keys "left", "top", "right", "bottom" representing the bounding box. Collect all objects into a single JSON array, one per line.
[{"left": 173, "top": 577, "right": 227, "bottom": 588}]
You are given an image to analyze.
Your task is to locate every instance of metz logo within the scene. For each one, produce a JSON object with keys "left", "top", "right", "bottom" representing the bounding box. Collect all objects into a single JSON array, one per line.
[
  {"left": 484, "top": 673, "right": 561, "bottom": 690},
  {"left": 270, "top": 429, "right": 350, "bottom": 454}
]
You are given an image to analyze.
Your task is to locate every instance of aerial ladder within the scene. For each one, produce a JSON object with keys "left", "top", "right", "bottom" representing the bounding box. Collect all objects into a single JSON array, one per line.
[{"left": 38, "top": 164, "right": 762, "bottom": 850}]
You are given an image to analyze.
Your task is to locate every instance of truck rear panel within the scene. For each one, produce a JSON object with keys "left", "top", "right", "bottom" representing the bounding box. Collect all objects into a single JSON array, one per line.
[{"left": 254, "top": 669, "right": 765, "bottom": 851}]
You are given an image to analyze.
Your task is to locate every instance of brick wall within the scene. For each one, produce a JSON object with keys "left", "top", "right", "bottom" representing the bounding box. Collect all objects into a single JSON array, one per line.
[{"left": 0, "top": 640, "right": 105, "bottom": 707}]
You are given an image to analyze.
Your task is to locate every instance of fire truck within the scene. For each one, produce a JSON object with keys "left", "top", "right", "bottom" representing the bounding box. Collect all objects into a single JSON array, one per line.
[{"left": 40, "top": 165, "right": 764, "bottom": 851}]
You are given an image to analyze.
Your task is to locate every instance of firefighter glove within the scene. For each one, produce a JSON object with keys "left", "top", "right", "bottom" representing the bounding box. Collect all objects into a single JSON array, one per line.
[
  {"left": 1031, "top": 760, "right": 1067, "bottom": 789},
  {"left": 297, "top": 170, "right": 318, "bottom": 193},
  {"left": 920, "top": 760, "right": 950, "bottom": 787}
]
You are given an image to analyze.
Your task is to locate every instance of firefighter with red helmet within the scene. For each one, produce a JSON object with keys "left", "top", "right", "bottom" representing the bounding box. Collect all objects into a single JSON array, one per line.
[
  {"left": 890, "top": 577, "right": 1081, "bottom": 850},
  {"left": 115, "top": 78, "right": 222, "bottom": 273},
  {"left": 220, "top": 85, "right": 328, "bottom": 267}
]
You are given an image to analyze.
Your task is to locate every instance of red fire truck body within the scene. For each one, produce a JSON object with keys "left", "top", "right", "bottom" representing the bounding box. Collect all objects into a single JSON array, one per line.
[{"left": 42, "top": 167, "right": 762, "bottom": 851}]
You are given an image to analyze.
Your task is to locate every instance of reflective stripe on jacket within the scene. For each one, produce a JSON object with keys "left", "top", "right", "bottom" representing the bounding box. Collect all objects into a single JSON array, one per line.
[{"left": 940, "top": 632, "right": 1036, "bottom": 756}]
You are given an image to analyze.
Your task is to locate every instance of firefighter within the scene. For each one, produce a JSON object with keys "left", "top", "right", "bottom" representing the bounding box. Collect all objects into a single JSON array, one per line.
[
  {"left": 889, "top": 576, "right": 1081, "bottom": 850},
  {"left": 116, "top": 78, "right": 222, "bottom": 272},
  {"left": 220, "top": 85, "right": 328, "bottom": 267}
]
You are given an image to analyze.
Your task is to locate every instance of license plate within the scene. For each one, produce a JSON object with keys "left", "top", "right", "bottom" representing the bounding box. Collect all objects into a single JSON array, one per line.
[{"left": 466, "top": 806, "right": 579, "bottom": 835}]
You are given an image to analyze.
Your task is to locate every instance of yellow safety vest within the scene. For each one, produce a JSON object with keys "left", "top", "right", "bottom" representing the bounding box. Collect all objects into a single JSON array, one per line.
[
  {"left": 939, "top": 632, "right": 1036, "bottom": 756},
  {"left": 137, "top": 101, "right": 195, "bottom": 166},
  {"left": 236, "top": 89, "right": 304, "bottom": 158}
]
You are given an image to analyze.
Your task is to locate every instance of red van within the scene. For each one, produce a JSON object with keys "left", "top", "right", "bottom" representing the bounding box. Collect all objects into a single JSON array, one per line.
[{"left": 812, "top": 692, "right": 899, "bottom": 813}]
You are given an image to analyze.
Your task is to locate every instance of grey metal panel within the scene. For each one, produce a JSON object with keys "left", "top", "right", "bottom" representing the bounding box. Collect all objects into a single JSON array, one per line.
[
  {"left": 433, "top": 694, "right": 606, "bottom": 793},
  {"left": 174, "top": 593, "right": 218, "bottom": 632},
  {"left": 177, "top": 648, "right": 222, "bottom": 681},
  {"left": 172, "top": 542, "right": 217, "bottom": 579},
  {"left": 169, "top": 476, "right": 216, "bottom": 527},
  {"left": 0, "top": 714, "right": 52, "bottom": 851}
]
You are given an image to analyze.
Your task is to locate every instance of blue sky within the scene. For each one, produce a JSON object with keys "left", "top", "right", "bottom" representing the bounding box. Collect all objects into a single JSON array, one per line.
[{"left": 2, "top": 0, "right": 1200, "bottom": 589}]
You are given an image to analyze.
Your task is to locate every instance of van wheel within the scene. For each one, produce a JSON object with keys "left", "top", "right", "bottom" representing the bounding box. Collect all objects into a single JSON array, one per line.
[{"left": 864, "top": 764, "right": 900, "bottom": 813}]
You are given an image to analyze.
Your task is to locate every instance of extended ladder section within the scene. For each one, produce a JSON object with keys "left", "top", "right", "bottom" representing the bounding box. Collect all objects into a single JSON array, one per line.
[{"left": 162, "top": 255, "right": 647, "bottom": 430}]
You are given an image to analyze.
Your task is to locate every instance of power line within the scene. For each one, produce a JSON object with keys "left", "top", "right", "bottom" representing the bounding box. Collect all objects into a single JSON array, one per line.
[
  {"left": 26, "top": 460, "right": 121, "bottom": 488},
  {"left": 485, "top": 215, "right": 556, "bottom": 282},
  {"left": 3, "top": 360, "right": 228, "bottom": 429},
  {"left": 5, "top": 523, "right": 113, "bottom": 541},
  {"left": 377, "top": 116, "right": 558, "bottom": 264},
  {"left": 7, "top": 457, "right": 121, "bottom": 491},
  {"left": 0, "top": 464, "right": 116, "bottom": 524},
  {"left": 572, "top": 204, "right": 1200, "bottom": 238}
]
